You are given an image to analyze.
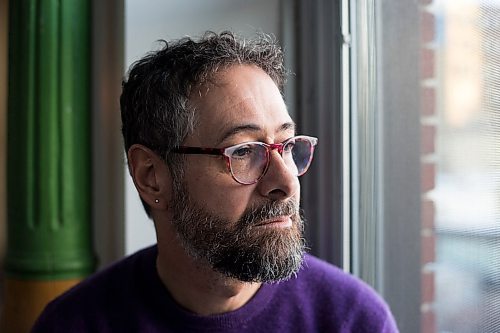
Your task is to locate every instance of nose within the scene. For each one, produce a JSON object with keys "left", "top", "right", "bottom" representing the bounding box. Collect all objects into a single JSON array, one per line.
[{"left": 257, "top": 150, "right": 300, "bottom": 201}]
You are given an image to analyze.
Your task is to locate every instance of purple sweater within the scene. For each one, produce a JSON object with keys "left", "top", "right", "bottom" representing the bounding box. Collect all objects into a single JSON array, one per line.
[{"left": 32, "top": 246, "right": 398, "bottom": 332}]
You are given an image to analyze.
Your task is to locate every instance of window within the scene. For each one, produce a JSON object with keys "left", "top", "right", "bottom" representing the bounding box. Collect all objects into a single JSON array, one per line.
[
  {"left": 432, "top": 1, "right": 500, "bottom": 331},
  {"left": 350, "top": 0, "right": 500, "bottom": 332},
  {"left": 351, "top": 1, "right": 422, "bottom": 331}
]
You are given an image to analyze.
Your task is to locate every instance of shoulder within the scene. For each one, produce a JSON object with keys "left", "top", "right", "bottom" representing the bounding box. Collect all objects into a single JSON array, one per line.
[
  {"left": 31, "top": 246, "right": 158, "bottom": 332},
  {"left": 273, "top": 254, "right": 399, "bottom": 332},
  {"left": 292, "top": 254, "right": 375, "bottom": 297}
]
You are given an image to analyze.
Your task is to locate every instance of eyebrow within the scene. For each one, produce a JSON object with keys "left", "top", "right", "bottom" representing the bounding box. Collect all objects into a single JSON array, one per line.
[{"left": 217, "top": 121, "right": 296, "bottom": 146}]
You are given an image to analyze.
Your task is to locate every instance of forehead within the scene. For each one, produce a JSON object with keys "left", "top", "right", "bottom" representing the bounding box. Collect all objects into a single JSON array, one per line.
[{"left": 187, "top": 65, "right": 293, "bottom": 145}]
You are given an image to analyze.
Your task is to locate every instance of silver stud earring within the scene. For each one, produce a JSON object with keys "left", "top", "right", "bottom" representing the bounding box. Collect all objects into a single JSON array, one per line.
[{"left": 155, "top": 199, "right": 159, "bottom": 203}]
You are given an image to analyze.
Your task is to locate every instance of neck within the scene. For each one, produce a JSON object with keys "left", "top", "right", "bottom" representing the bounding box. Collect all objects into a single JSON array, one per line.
[{"left": 155, "top": 225, "right": 261, "bottom": 316}]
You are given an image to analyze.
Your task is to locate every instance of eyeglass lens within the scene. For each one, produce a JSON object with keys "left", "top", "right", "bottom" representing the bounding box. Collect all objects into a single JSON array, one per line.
[{"left": 228, "top": 137, "right": 314, "bottom": 184}]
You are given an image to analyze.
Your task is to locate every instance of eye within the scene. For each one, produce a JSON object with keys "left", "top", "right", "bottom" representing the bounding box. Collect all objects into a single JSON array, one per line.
[
  {"left": 231, "top": 145, "right": 254, "bottom": 159},
  {"left": 283, "top": 140, "right": 295, "bottom": 153}
]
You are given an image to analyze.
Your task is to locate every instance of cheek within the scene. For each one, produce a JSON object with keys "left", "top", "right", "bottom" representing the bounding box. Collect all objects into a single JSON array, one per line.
[
  {"left": 295, "top": 182, "right": 301, "bottom": 201},
  {"left": 184, "top": 161, "right": 255, "bottom": 221},
  {"left": 192, "top": 180, "right": 254, "bottom": 221}
]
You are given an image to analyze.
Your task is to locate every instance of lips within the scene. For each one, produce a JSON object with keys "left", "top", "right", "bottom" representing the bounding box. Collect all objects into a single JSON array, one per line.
[
  {"left": 241, "top": 200, "right": 299, "bottom": 228},
  {"left": 255, "top": 215, "right": 293, "bottom": 228}
]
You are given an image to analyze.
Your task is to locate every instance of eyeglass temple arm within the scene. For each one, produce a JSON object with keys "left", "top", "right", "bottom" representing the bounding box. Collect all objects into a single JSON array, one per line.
[{"left": 171, "top": 146, "right": 224, "bottom": 156}]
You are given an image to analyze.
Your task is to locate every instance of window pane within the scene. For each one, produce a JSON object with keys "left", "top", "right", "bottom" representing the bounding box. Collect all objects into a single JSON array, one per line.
[{"left": 431, "top": 0, "right": 500, "bottom": 332}]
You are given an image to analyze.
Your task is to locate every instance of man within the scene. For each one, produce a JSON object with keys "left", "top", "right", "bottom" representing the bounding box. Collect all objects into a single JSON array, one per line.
[{"left": 33, "top": 31, "right": 398, "bottom": 332}]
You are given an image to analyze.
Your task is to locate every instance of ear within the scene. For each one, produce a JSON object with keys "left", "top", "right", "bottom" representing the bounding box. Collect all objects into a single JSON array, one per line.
[{"left": 127, "top": 144, "right": 172, "bottom": 211}]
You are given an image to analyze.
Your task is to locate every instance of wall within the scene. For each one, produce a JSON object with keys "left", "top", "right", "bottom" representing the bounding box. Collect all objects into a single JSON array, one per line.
[
  {"left": 92, "top": 0, "right": 126, "bottom": 269},
  {"left": 420, "top": 1, "right": 437, "bottom": 331},
  {"left": 0, "top": 0, "right": 8, "bottom": 309},
  {"left": 0, "top": 0, "right": 7, "bottom": 244}
]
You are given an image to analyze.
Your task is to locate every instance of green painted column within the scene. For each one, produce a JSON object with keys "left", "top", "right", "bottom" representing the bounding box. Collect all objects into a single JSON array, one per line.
[{"left": 3, "top": 0, "right": 95, "bottom": 331}]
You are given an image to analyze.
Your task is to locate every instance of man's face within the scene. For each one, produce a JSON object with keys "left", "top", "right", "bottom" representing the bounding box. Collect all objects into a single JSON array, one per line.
[{"left": 169, "top": 65, "right": 305, "bottom": 282}]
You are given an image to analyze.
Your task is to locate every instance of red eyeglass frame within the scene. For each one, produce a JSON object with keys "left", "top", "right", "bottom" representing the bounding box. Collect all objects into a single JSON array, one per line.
[{"left": 171, "top": 135, "right": 318, "bottom": 185}]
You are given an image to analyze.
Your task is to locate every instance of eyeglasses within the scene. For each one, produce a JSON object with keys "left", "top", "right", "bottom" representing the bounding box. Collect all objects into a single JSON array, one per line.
[{"left": 172, "top": 135, "right": 318, "bottom": 185}]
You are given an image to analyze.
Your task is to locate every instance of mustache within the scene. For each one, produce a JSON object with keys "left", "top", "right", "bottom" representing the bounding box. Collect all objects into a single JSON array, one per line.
[{"left": 239, "top": 200, "right": 300, "bottom": 227}]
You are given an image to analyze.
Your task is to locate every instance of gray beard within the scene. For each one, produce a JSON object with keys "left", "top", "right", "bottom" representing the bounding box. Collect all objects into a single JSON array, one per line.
[{"left": 170, "top": 184, "right": 306, "bottom": 283}]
